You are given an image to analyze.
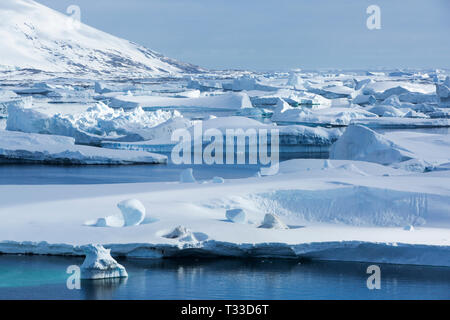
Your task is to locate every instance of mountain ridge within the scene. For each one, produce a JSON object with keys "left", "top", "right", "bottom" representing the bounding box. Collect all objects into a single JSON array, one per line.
[{"left": 0, "top": 0, "right": 204, "bottom": 78}]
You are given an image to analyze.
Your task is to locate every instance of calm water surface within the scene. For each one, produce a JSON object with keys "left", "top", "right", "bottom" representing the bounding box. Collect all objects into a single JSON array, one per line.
[{"left": 0, "top": 255, "right": 448, "bottom": 300}]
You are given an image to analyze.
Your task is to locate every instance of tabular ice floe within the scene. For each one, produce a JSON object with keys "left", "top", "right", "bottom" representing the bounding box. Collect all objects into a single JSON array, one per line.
[
  {"left": 80, "top": 244, "right": 128, "bottom": 280},
  {"left": 0, "top": 129, "right": 167, "bottom": 164}
]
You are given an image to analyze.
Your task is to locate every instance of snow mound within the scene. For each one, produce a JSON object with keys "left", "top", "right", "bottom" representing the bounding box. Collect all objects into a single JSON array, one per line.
[
  {"left": 337, "top": 163, "right": 368, "bottom": 176},
  {"left": 0, "top": 129, "right": 167, "bottom": 164},
  {"left": 323, "top": 159, "right": 334, "bottom": 169},
  {"left": 80, "top": 244, "right": 128, "bottom": 280},
  {"left": 226, "top": 209, "right": 247, "bottom": 224},
  {"left": 330, "top": 125, "right": 413, "bottom": 165},
  {"left": 180, "top": 168, "right": 196, "bottom": 183},
  {"left": 117, "top": 199, "right": 146, "bottom": 227},
  {"left": 259, "top": 213, "right": 288, "bottom": 230},
  {"left": 163, "top": 226, "right": 198, "bottom": 242}
]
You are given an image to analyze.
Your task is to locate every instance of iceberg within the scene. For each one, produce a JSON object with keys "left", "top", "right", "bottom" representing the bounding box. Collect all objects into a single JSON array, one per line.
[
  {"left": 80, "top": 244, "right": 128, "bottom": 280},
  {"left": 0, "top": 129, "right": 167, "bottom": 164},
  {"left": 436, "top": 76, "right": 450, "bottom": 108},
  {"left": 110, "top": 92, "right": 254, "bottom": 110},
  {"left": 6, "top": 100, "right": 183, "bottom": 144},
  {"left": 330, "top": 125, "right": 413, "bottom": 165},
  {"left": 272, "top": 99, "right": 377, "bottom": 126},
  {"left": 362, "top": 81, "right": 436, "bottom": 100}
]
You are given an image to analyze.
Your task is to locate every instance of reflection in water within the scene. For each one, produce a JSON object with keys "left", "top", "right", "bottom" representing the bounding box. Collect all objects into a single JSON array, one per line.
[
  {"left": 0, "top": 255, "right": 449, "bottom": 299},
  {"left": 81, "top": 278, "right": 128, "bottom": 300}
]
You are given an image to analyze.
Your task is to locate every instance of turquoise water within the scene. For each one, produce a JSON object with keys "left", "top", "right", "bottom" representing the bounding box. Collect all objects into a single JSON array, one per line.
[{"left": 0, "top": 255, "right": 448, "bottom": 300}]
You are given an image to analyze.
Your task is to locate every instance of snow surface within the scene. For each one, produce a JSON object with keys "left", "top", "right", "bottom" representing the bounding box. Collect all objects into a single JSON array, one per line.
[{"left": 0, "top": 159, "right": 449, "bottom": 266}]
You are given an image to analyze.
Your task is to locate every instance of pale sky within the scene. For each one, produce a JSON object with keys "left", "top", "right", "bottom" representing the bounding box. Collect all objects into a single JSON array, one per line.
[{"left": 37, "top": 0, "right": 450, "bottom": 71}]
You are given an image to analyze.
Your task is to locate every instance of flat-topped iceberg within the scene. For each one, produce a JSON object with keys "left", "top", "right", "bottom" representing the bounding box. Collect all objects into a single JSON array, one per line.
[
  {"left": 110, "top": 92, "right": 254, "bottom": 110},
  {"left": 271, "top": 99, "right": 377, "bottom": 126},
  {"left": 0, "top": 129, "right": 167, "bottom": 164}
]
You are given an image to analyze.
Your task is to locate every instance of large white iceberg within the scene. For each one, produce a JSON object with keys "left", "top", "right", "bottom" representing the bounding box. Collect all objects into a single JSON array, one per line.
[
  {"left": 110, "top": 92, "right": 254, "bottom": 110},
  {"left": 6, "top": 100, "right": 184, "bottom": 144},
  {"left": 330, "top": 125, "right": 413, "bottom": 165},
  {"left": 0, "top": 129, "right": 167, "bottom": 164}
]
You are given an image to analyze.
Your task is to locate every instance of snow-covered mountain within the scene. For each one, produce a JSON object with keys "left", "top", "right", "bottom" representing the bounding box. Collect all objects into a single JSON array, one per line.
[{"left": 0, "top": 0, "right": 203, "bottom": 78}]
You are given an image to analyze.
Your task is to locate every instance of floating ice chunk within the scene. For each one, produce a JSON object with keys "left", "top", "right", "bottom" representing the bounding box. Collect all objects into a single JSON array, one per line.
[
  {"left": 180, "top": 168, "right": 196, "bottom": 183},
  {"left": 259, "top": 213, "right": 288, "bottom": 230},
  {"left": 403, "top": 110, "right": 428, "bottom": 119},
  {"left": 226, "top": 209, "right": 247, "bottom": 224},
  {"left": 369, "top": 105, "right": 405, "bottom": 117},
  {"left": 352, "top": 94, "right": 376, "bottom": 105},
  {"left": 14, "top": 82, "right": 54, "bottom": 95},
  {"left": 212, "top": 176, "right": 225, "bottom": 184},
  {"left": 117, "top": 199, "right": 146, "bottom": 227},
  {"left": 80, "top": 244, "right": 128, "bottom": 280},
  {"left": 403, "top": 225, "right": 415, "bottom": 231},
  {"left": 330, "top": 125, "right": 413, "bottom": 165}
]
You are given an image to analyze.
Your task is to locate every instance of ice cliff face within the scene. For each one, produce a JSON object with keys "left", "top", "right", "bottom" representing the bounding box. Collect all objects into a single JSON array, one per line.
[{"left": 0, "top": 0, "right": 203, "bottom": 78}]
